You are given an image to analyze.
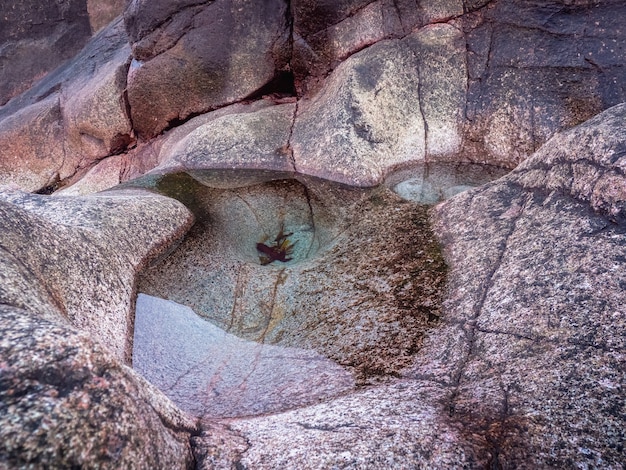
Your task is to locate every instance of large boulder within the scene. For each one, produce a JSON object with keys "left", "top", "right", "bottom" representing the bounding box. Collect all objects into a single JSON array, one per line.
[
  {"left": 290, "top": 0, "right": 463, "bottom": 94},
  {"left": 0, "top": 305, "right": 196, "bottom": 469},
  {"left": 426, "top": 103, "right": 626, "bottom": 466},
  {"left": 124, "top": 0, "right": 291, "bottom": 139},
  {"left": 0, "top": 188, "right": 196, "bottom": 467},
  {"left": 461, "top": 0, "right": 626, "bottom": 166},
  {"left": 0, "top": 189, "right": 193, "bottom": 361},
  {"left": 291, "top": 24, "right": 466, "bottom": 186},
  {"left": 0, "top": 19, "right": 133, "bottom": 193}
]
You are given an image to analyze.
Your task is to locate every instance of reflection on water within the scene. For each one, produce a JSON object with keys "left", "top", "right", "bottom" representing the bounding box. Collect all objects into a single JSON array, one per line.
[{"left": 386, "top": 162, "right": 509, "bottom": 204}]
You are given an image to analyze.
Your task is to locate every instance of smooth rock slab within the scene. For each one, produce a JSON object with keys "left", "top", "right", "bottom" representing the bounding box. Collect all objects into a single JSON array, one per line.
[{"left": 133, "top": 294, "right": 355, "bottom": 418}]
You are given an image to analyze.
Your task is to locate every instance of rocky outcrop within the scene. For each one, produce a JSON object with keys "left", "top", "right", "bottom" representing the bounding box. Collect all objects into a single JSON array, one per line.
[
  {"left": 1, "top": 0, "right": 624, "bottom": 193},
  {"left": 0, "top": 1, "right": 624, "bottom": 467},
  {"left": 292, "top": 23, "right": 466, "bottom": 185},
  {"left": 0, "top": 189, "right": 193, "bottom": 361},
  {"left": 185, "top": 101, "right": 626, "bottom": 470},
  {"left": 290, "top": 0, "right": 463, "bottom": 95},
  {"left": 426, "top": 103, "right": 626, "bottom": 466},
  {"left": 461, "top": 0, "right": 626, "bottom": 166},
  {"left": 0, "top": 305, "right": 196, "bottom": 469},
  {"left": 124, "top": 0, "right": 291, "bottom": 139},
  {"left": 0, "top": 188, "right": 196, "bottom": 468},
  {"left": 0, "top": 19, "right": 133, "bottom": 193}
]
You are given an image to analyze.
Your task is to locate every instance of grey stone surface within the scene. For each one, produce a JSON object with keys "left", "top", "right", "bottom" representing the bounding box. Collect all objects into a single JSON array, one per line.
[
  {"left": 228, "top": 380, "right": 480, "bottom": 468},
  {"left": 0, "top": 188, "right": 197, "bottom": 468},
  {"left": 183, "top": 102, "right": 626, "bottom": 470},
  {"left": 423, "top": 103, "right": 626, "bottom": 466},
  {"left": 159, "top": 102, "right": 297, "bottom": 174},
  {"left": 0, "top": 19, "right": 133, "bottom": 193},
  {"left": 133, "top": 294, "right": 355, "bottom": 418},
  {"left": 0, "top": 0, "right": 91, "bottom": 105},
  {"left": 461, "top": 0, "right": 626, "bottom": 167},
  {"left": 291, "top": 24, "right": 467, "bottom": 186},
  {"left": 291, "top": 38, "right": 425, "bottom": 186},
  {"left": 0, "top": 188, "right": 193, "bottom": 362},
  {"left": 0, "top": 304, "right": 196, "bottom": 469},
  {"left": 138, "top": 173, "right": 447, "bottom": 383}
]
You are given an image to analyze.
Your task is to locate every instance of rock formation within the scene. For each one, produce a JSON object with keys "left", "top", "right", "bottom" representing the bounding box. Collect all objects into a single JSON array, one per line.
[{"left": 0, "top": 0, "right": 624, "bottom": 468}]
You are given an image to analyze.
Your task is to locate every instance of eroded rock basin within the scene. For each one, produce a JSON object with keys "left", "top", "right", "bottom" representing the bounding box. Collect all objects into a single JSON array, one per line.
[{"left": 131, "top": 163, "right": 506, "bottom": 419}]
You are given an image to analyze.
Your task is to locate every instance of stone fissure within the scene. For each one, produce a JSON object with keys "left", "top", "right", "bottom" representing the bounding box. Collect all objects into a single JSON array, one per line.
[
  {"left": 258, "top": 269, "right": 286, "bottom": 344},
  {"left": 414, "top": 54, "right": 429, "bottom": 156},
  {"left": 226, "top": 267, "right": 246, "bottom": 333},
  {"left": 286, "top": 100, "right": 299, "bottom": 173},
  {"left": 128, "top": 0, "right": 212, "bottom": 45},
  {"left": 447, "top": 192, "right": 532, "bottom": 417},
  {"left": 302, "top": 185, "right": 317, "bottom": 257}
]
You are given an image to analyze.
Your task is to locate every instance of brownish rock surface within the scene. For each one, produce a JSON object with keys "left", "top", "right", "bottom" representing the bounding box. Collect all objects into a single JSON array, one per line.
[
  {"left": 124, "top": 0, "right": 291, "bottom": 139},
  {"left": 0, "top": 19, "right": 133, "bottom": 193},
  {"left": 0, "top": 0, "right": 91, "bottom": 106}
]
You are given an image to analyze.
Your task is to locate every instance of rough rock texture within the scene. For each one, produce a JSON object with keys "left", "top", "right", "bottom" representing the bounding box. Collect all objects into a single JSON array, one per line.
[
  {"left": 461, "top": 0, "right": 626, "bottom": 166},
  {"left": 290, "top": 0, "right": 463, "bottom": 95},
  {"left": 0, "top": 189, "right": 197, "bottom": 467},
  {"left": 185, "top": 100, "right": 626, "bottom": 470},
  {"left": 228, "top": 380, "right": 480, "bottom": 468},
  {"left": 0, "top": 305, "right": 196, "bottom": 469},
  {"left": 138, "top": 174, "right": 447, "bottom": 382},
  {"left": 0, "top": 189, "right": 193, "bottom": 361},
  {"left": 1, "top": 0, "right": 625, "bottom": 194},
  {"left": 291, "top": 37, "right": 424, "bottom": 186},
  {"left": 87, "top": 0, "right": 126, "bottom": 32},
  {"left": 159, "top": 102, "right": 297, "bottom": 174},
  {"left": 292, "top": 23, "right": 466, "bottom": 186},
  {"left": 420, "top": 103, "right": 626, "bottom": 467},
  {"left": 0, "top": 19, "right": 133, "bottom": 193},
  {"left": 0, "top": 0, "right": 91, "bottom": 106},
  {"left": 0, "top": 1, "right": 625, "bottom": 467},
  {"left": 134, "top": 294, "right": 355, "bottom": 418},
  {"left": 124, "top": 0, "right": 291, "bottom": 138}
]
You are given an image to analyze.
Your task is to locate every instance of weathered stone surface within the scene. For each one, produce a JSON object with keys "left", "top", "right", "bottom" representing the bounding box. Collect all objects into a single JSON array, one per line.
[
  {"left": 292, "top": 38, "right": 424, "bottom": 186},
  {"left": 0, "top": 0, "right": 91, "bottom": 105},
  {"left": 54, "top": 154, "right": 126, "bottom": 197},
  {"left": 124, "top": 0, "right": 291, "bottom": 138},
  {"left": 63, "top": 43, "right": 133, "bottom": 164},
  {"left": 462, "top": 0, "right": 626, "bottom": 166},
  {"left": 138, "top": 174, "right": 447, "bottom": 382},
  {"left": 0, "top": 187, "right": 198, "bottom": 468},
  {"left": 421, "top": 103, "right": 626, "bottom": 466},
  {"left": 87, "top": 0, "right": 126, "bottom": 32},
  {"left": 292, "top": 25, "right": 467, "bottom": 186},
  {"left": 406, "top": 24, "right": 467, "bottom": 158},
  {"left": 0, "top": 96, "right": 65, "bottom": 192},
  {"left": 0, "top": 304, "right": 196, "bottom": 469},
  {"left": 0, "top": 189, "right": 193, "bottom": 361},
  {"left": 291, "top": 0, "right": 406, "bottom": 95},
  {"left": 0, "top": 19, "right": 133, "bottom": 193},
  {"left": 227, "top": 380, "right": 481, "bottom": 468},
  {"left": 134, "top": 294, "right": 355, "bottom": 418},
  {"left": 158, "top": 102, "right": 296, "bottom": 174}
]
